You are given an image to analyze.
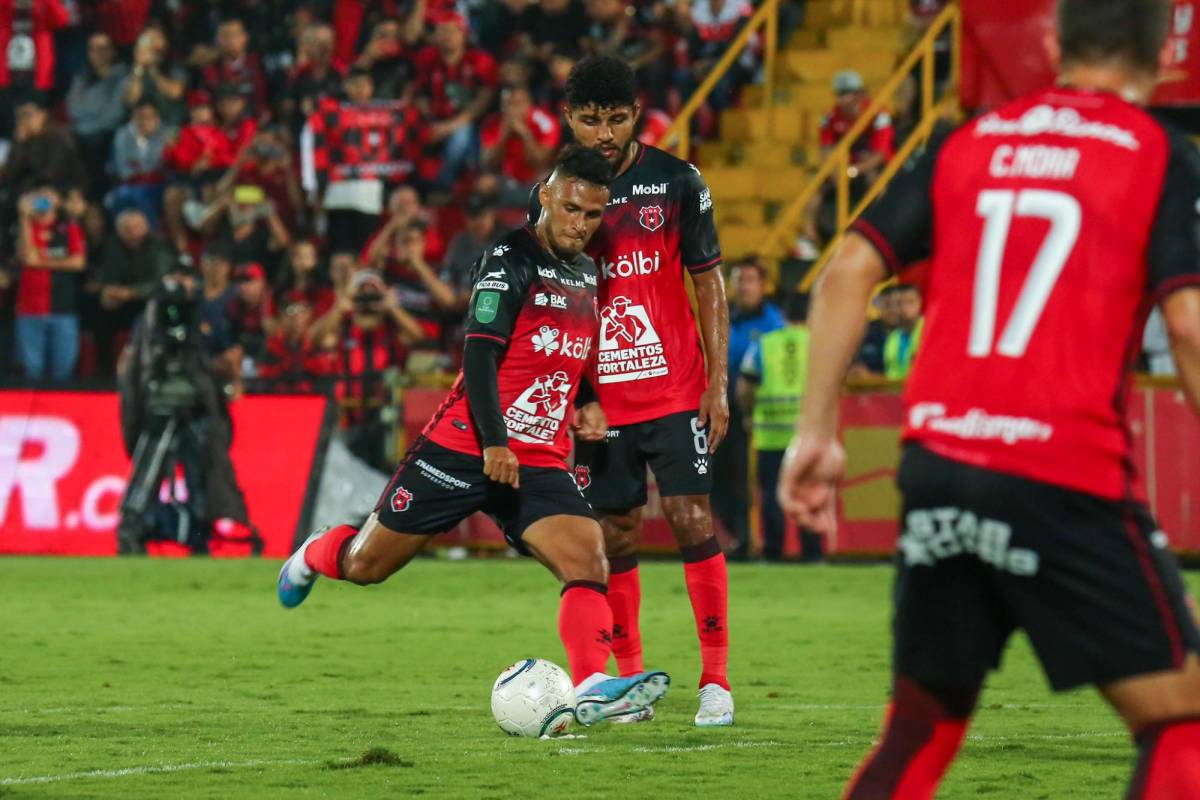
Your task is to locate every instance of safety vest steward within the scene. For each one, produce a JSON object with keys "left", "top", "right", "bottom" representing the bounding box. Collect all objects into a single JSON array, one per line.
[{"left": 753, "top": 325, "right": 810, "bottom": 452}]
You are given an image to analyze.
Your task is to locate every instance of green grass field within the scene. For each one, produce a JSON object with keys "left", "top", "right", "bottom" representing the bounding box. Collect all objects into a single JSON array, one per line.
[{"left": 1, "top": 557, "right": 1175, "bottom": 799}]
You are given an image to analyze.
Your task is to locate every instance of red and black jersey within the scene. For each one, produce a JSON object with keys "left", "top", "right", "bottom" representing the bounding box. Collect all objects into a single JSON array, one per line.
[
  {"left": 425, "top": 226, "right": 600, "bottom": 469},
  {"left": 16, "top": 217, "right": 85, "bottom": 316},
  {"left": 531, "top": 144, "right": 722, "bottom": 426},
  {"left": 412, "top": 46, "right": 498, "bottom": 121},
  {"left": 335, "top": 315, "right": 404, "bottom": 426},
  {"left": 855, "top": 86, "right": 1200, "bottom": 502},
  {"left": 308, "top": 98, "right": 429, "bottom": 185}
]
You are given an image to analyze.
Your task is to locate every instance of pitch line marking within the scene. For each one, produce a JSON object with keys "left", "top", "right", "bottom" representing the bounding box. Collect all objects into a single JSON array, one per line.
[{"left": 0, "top": 758, "right": 321, "bottom": 786}]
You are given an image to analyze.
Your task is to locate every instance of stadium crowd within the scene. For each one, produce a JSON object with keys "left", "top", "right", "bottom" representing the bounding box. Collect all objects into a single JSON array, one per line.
[{"left": 0, "top": 0, "right": 781, "bottom": 395}]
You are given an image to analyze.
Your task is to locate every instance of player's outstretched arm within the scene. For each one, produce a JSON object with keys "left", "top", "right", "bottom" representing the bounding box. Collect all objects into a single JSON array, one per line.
[
  {"left": 777, "top": 233, "right": 887, "bottom": 535},
  {"left": 693, "top": 267, "right": 731, "bottom": 451},
  {"left": 1162, "top": 287, "right": 1200, "bottom": 416}
]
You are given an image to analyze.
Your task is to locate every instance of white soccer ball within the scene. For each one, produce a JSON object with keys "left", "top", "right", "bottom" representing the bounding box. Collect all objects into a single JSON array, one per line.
[{"left": 491, "top": 659, "right": 576, "bottom": 738}]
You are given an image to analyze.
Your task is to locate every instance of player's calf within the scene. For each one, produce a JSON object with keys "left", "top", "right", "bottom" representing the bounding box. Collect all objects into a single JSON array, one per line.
[{"left": 844, "top": 675, "right": 978, "bottom": 800}]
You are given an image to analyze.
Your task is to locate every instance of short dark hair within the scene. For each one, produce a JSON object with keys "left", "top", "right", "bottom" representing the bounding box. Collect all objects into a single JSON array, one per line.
[
  {"left": 1057, "top": 0, "right": 1171, "bottom": 71},
  {"left": 551, "top": 143, "right": 613, "bottom": 188},
  {"left": 565, "top": 55, "right": 636, "bottom": 109},
  {"left": 133, "top": 98, "right": 160, "bottom": 115}
]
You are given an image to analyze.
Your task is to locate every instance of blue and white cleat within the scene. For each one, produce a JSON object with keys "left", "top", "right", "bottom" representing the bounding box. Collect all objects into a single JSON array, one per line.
[
  {"left": 574, "top": 670, "right": 670, "bottom": 726},
  {"left": 694, "top": 683, "right": 734, "bottom": 727},
  {"left": 277, "top": 527, "right": 329, "bottom": 609}
]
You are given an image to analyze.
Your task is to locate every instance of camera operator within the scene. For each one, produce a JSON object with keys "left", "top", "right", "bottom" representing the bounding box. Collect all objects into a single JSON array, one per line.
[
  {"left": 115, "top": 265, "right": 256, "bottom": 555},
  {"left": 309, "top": 269, "right": 424, "bottom": 469}
]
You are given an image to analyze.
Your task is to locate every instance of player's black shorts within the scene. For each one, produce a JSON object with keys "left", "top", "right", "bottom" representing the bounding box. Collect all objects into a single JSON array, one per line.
[
  {"left": 894, "top": 444, "right": 1200, "bottom": 692},
  {"left": 373, "top": 441, "right": 595, "bottom": 555},
  {"left": 572, "top": 409, "right": 713, "bottom": 512}
]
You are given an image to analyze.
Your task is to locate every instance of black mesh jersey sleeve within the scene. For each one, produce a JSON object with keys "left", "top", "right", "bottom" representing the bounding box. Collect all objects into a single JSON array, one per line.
[
  {"left": 676, "top": 163, "right": 723, "bottom": 274},
  {"left": 1147, "top": 125, "right": 1200, "bottom": 301},
  {"left": 851, "top": 127, "right": 952, "bottom": 274},
  {"left": 462, "top": 337, "right": 508, "bottom": 448},
  {"left": 463, "top": 243, "right": 531, "bottom": 347}
]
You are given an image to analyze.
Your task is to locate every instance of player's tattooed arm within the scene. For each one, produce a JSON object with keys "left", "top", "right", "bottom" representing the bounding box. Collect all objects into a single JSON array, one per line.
[{"left": 693, "top": 267, "right": 731, "bottom": 451}]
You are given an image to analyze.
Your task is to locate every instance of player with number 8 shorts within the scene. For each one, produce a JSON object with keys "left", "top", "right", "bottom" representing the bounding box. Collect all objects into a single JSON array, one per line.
[
  {"left": 531, "top": 56, "right": 734, "bottom": 727},
  {"left": 779, "top": 1, "right": 1200, "bottom": 796}
]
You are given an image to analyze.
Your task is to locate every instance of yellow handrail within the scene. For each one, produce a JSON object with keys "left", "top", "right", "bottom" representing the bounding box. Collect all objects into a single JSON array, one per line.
[
  {"left": 759, "top": 3, "right": 961, "bottom": 279},
  {"left": 661, "top": 0, "right": 781, "bottom": 162}
]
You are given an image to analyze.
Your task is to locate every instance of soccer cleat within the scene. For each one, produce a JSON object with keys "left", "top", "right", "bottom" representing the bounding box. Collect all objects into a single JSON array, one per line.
[
  {"left": 573, "top": 671, "right": 670, "bottom": 726},
  {"left": 611, "top": 705, "right": 655, "bottom": 724},
  {"left": 276, "top": 527, "right": 329, "bottom": 609},
  {"left": 694, "top": 683, "right": 734, "bottom": 727}
]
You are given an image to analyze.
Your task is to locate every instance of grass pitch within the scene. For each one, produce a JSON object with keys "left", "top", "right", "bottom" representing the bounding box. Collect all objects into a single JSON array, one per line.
[{"left": 0, "top": 557, "right": 1169, "bottom": 799}]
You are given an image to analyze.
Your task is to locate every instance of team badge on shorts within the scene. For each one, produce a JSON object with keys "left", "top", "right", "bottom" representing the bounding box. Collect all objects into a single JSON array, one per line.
[
  {"left": 639, "top": 205, "right": 665, "bottom": 232},
  {"left": 391, "top": 486, "right": 414, "bottom": 512},
  {"left": 574, "top": 465, "right": 592, "bottom": 490}
]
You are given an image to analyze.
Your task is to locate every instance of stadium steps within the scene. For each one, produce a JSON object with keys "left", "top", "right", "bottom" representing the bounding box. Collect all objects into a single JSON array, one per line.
[{"left": 696, "top": 0, "right": 910, "bottom": 263}]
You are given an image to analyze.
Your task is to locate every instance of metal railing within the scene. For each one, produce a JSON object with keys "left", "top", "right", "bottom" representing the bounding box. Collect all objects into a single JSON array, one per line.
[
  {"left": 759, "top": 3, "right": 962, "bottom": 288},
  {"left": 660, "top": 0, "right": 781, "bottom": 162}
]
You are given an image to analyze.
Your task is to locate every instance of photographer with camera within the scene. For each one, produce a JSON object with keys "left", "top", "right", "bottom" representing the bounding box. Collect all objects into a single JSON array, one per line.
[
  {"left": 14, "top": 185, "right": 86, "bottom": 382},
  {"left": 309, "top": 269, "right": 424, "bottom": 469},
  {"left": 116, "top": 266, "right": 257, "bottom": 555}
]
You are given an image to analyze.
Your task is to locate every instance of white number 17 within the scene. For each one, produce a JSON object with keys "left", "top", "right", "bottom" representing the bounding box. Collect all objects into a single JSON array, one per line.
[{"left": 970, "top": 189, "right": 1081, "bottom": 358}]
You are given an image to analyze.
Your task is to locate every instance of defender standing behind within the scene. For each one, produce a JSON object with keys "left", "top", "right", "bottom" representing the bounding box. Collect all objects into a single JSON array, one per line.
[
  {"left": 780, "top": 1, "right": 1200, "bottom": 796},
  {"left": 278, "top": 147, "right": 672, "bottom": 726},
  {"left": 533, "top": 56, "right": 734, "bottom": 726}
]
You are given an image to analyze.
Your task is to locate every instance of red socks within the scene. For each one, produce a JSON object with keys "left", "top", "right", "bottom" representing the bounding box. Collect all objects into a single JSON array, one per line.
[
  {"left": 559, "top": 582, "right": 613, "bottom": 685},
  {"left": 303, "top": 524, "right": 358, "bottom": 579},
  {"left": 607, "top": 556, "right": 644, "bottom": 676},
  {"left": 845, "top": 676, "right": 977, "bottom": 800},
  {"left": 681, "top": 539, "right": 730, "bottom": 690},
  {"left": 1128, "top": 717, "right": 1200, "bottom": 799}
]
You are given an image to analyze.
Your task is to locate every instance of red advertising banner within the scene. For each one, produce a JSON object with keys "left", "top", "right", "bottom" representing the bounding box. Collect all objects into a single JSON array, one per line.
[
  {"left": 832, "top": 387, "right": 1200, "bottom": 555},
  {"left": 962, "top": 0, "right": 1200, "bottom": 110},
  {"left": 0, "top": 391, "right": 330, "bottom": 558}
]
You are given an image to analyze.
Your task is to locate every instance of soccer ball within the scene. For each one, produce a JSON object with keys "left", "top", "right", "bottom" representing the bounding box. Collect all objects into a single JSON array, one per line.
[{"left": 491, "top": 659, "right": 576, "bottom": 738}]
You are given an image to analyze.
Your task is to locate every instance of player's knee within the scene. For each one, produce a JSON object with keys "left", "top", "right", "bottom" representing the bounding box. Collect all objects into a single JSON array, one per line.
[
  {"left": 661, "top": 495, "right": 713, "bottom": 547},
  {"left": 557, "top": 530, "right": 609, "bottom": 585},
  {"left": 601, "top": 510, "right": 641, "bottom": 557},
  {"left": 341, "top": 552, "right": 393, "bottom": 586}
]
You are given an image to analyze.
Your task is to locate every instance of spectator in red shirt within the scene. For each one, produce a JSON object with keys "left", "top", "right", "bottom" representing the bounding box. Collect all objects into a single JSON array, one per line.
[
  {"left": 480, "top": 84, "right": 560, "bottom": 207},
  {"left": 308, "top": 268, "right": 424, "bottom": 468},
  {"left": 259, "top": 297, "right": 331, "bottom": 385},
  {"left": 275, "top": 239, "right": 334, "bottom": 317},
  {"left": 198, "top": 18, "right": 269, "bottom": 116},
  {"left": 13, "top": 185, "right": 86, "bottom": 381},
  {"left": 799, "top": 70, "right": 896, "bottom": 255},
  {"left": 361, "top": 217, "right": 456, "bottom": 343},
  {"left": 414, "top": 13, "right": 499, "bottom": 191},
  {"left": 0, "top": 0, "right": 69, "bottom": 135}
]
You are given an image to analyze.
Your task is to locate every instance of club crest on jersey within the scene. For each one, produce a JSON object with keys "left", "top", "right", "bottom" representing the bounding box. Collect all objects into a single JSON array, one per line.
[
  {"left": 574, "top": 465, "right": 592, "bottom": 490},
  {"left": 390, "top": 486, "right": 413, "bottom": 512},
  {"left": 639, "top": 205, "right": 665, "bottom": 232}
]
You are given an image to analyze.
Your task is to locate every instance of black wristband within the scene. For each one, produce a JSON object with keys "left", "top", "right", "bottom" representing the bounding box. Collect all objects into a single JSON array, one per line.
[{"left": 574, "top": 376, "right": 597, "bottom": 408}]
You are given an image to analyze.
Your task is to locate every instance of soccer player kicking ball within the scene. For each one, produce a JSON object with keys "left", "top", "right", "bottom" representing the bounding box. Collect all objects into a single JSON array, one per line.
[
  {"left": 278, "top": 146, "right": 671, "bottom": 726},
  {"left": 533, "top": 56, "right": 733, "bottom": 727},
  {"left": 780, "top": 1, "right": 1200, "bottom": 796}
]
